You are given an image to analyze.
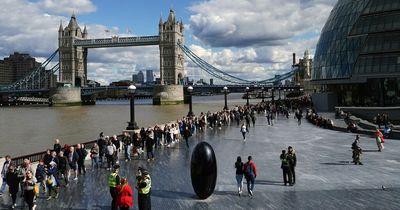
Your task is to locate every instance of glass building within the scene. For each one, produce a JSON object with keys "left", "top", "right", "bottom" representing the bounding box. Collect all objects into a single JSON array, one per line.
[{"left": 312, "top": 0, "right": 400, "bottom": 106}]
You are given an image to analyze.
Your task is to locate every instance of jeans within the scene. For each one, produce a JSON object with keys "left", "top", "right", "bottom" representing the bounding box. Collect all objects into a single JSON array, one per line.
[
  {"left": 124, "top": 145, "right": 131, "bottom": 161},
  {"left": 147, "top": 151, "right": 154, "bottom": 159},
  {"left": 91, "top": 156, "right": 99, "bottom": 168},
  {"left": 235, "top": 174, "right": 243, "bottom": 192},
  {"left": 246, "top": 176, "right": 255, "bottom": 194},
  {"left": 0, "top": 178, "right": 7, "bottom": 193}
]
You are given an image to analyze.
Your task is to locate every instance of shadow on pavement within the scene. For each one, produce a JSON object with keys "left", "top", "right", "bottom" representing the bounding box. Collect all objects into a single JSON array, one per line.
[
  {"left": 255, "top": 179, "right": 284, "bottom": 186},
  {"left": 320, "top": 160, "right": 353, "bottom": 165},
  {"left": 363, "top": 149, "right": 380, "bottom": 152},
  {"left": 152, "top": 189, "right": 196, "bottom": 200}
]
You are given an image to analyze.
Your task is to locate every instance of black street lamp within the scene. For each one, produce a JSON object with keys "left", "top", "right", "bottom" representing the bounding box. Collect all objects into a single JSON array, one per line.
[
  {"left": 245, "top": 86, "right": 250, "bottom": 106},
  {"left": 222, "top": 86, "right": 229, "bottom": 110},
  {"left": 261, "top": 87, "right": 265, "bottom": 102},
  {"left": 278, "top": 87, "right": 282, "bottom": 100},
  {"left": 187, "top": 86, "right": 194, "bottom": 117},
  {"left": 271, "top": 86, "right": 275, "bottom": 104},
  {"left": 127, "top": 85, "right": 139, "bottom": 130}
]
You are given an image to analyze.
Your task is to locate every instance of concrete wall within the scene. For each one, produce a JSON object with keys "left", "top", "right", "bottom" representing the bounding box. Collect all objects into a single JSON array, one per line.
[
  {"left": 312, "top": 92, "right": 338, "bottom": 112},
  {"left": 50, "top": 87, "right": 81, "bottom": 106},
  {"left": 153, "top": 85, "right": 184, "bottom": 105},
  {"left": 337, "top": 106, "right": 400, "bottom": 122}
]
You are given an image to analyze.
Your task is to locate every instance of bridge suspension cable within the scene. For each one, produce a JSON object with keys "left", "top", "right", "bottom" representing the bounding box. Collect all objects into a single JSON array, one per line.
[
  {"left": 179, "top": 44, "right": 296, "bottom": 85},
  {"left": 2, "top": 49, "right": 59, "bottom": 90}
]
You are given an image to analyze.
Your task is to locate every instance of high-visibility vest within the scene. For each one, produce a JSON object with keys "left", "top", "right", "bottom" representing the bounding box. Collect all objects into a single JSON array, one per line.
[
  {"left": 108, "top": 172, "right": 118, "bottom": 187},
  {"left": 139, "top": 175, "right": 151, "bottom": 194}
]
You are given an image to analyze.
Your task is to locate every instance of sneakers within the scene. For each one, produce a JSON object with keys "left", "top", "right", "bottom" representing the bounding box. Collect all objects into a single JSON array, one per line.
[
  {"left": 249, "top": 190, "right": 253, "bottom": 198},
  {"left": 73, "top": 177, "right": 78, "bottom": 181},
  {"left": 33, "top": 204, "right": 37, "bottom": 210},
  {"left": 55, "top": 193, "right": 59, "bottom": 199},
  {"left": 46, "top": 197, "right": 52, "bottom": 201},
  {"left": 11, "top": 204, "right": 16, "bottom": 209}
]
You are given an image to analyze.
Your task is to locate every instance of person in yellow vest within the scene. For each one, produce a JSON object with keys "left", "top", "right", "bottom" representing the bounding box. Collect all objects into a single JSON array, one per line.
[
  {"left": 136, "top": 167, "right": 151, "bottom": 210},
  {"left": 109, "top": 165, "right": 120, "bottom": 210}
]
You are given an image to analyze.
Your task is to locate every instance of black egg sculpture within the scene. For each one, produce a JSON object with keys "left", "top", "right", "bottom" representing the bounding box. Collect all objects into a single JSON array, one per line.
[{"left": 191, "top": 142, "right": 217, "bottom": 199}]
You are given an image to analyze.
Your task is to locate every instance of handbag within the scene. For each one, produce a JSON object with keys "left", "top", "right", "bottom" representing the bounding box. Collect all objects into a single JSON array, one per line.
[
  {"left": 34, "top": 184, "right": 39, "bottom": 194},
  {"left": 46, "top": 176, "right": 53, "bottom": 186}
]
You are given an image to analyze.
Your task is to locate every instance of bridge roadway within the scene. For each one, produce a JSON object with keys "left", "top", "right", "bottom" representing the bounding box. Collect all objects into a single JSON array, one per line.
[{"left": 2, "top": 114, "right": 400, "bottom": 209}]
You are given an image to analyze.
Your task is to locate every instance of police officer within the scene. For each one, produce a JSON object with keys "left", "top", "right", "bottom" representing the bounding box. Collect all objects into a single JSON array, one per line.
[
  {"left": 280, "top": 150, "right": 292, "bottom": 186},
  {"left": 136, "top": 167, "right": 151, "bottom": 210},
  {"left": 109, "top": 165, "right": 120, "bottom": 210}
]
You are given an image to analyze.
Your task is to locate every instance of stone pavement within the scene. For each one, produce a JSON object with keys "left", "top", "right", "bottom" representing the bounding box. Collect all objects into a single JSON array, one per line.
[{"left": 1, "top": 114, "right": 400, "bottom": 210}]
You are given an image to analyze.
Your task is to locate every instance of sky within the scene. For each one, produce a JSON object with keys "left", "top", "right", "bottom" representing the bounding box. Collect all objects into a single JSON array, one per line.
[{"left": 0, "top": 0, "right": 338, "bottom": 85}]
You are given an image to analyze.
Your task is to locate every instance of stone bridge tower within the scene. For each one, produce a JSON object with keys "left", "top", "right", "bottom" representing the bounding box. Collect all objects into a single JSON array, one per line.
[
  {"left": 58, "top": 14, "right": 88, "bottom": 87},
  {"left": 159, "top": 9, "right": 185, "bottom": 85}
]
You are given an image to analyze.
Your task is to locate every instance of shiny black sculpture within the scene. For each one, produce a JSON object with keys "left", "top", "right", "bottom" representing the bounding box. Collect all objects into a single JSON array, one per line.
[{"left": 190, "top": 142, "right": 217, "bottom": 199}]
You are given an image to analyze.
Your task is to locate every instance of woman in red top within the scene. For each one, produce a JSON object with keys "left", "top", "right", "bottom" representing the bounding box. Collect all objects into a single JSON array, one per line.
[{"left": 116, "top": 177, "right": 133, "bottom": 210}]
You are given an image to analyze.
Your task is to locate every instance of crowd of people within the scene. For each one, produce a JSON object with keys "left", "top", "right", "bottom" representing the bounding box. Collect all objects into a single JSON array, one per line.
[
  {"left": 0, "top": 96, "right": 326, "bottom": 209},
  {"left": 306, "top": 109, "right": 334, "bottom": 129}
]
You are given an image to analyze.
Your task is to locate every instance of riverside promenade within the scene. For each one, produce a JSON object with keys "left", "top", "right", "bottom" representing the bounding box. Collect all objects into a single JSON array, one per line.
[{"left": 1, "top": 114, "right": 400, "bottom": 210}]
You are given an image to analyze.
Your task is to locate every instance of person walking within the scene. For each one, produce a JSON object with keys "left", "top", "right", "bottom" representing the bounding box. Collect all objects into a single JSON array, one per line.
[
  {"left": 136, "top": 167, "right": 151, "bottom": 210},
  {"left": 243, "top": 156, "right": 257, "bottom": 197},
  {"left": 106, "top": 140, "right": 117, "bottom": 170},
  {"left": 23, "top": 170, "right": 37, "bottom": 210},
  {"left": 116, "top": 177, "right": 133, "bottom": 210},
  {"left": 280, "top": 150, "right": 292, "bottom": 186},
  {"left": 68, "top": 146, "right": 79, "bottom": 181},
  {"left": 0, "top": 155, "right": 11, "bottom": 196},
  {"left": 183, "top": 126, "right": 192, "bottom": 148},
  {"left": 5, "top": 165, "right": 19, "bottom": 209},
  {"left": 109, "top": 165, "right": 120, "bottom": 210},
  {"left": 53, "top": 139, "right": 62, "bottom": 155},
  {"left": 57, "top": 151, "right": 70, "bottom": 186},
  {"left": 287, "top": 146, "right": 297, "bottom": 185},
  {"left": 90, "top": 143, "right": 100, "bottom": 168},
  {"left": 352, "top": 136, "right": 363, "bottom": 165},
  {"left": 35, "top": 160, "right": 46, "bottom": 195},
  {"left": 240, "top": 123, "right": 249, "bottom": 142},
  {"left": 145, "top": 130, "right": 155, "bottom": 161},
  {"left": 45, "top": 161, "right": 59, "bottom": 200},
  {"left": 76, "top": 144, "right": 87, "bottom": 175},
  {"left": 234, "top": 156, "right": 244, "bottom": 196},
  {"left": 122, "top": 132, "right": 132, "bottom": 162},
  {"left": 375, "top": 129, "right": 385, "bottom": 152}
]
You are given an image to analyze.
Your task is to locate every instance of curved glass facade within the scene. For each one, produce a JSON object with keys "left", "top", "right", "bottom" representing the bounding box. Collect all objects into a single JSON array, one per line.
[
  {"left": 312, "top": 0, "right": 400, "bottom": 106},
  {"left": 313, "top": 0, "right": 400, "bottom": 81}
]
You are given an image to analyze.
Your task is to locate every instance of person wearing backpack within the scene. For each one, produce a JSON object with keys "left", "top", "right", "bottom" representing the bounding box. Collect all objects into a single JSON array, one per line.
[{"left": 243, "top": 156, "right": 257, "bottom": 197}]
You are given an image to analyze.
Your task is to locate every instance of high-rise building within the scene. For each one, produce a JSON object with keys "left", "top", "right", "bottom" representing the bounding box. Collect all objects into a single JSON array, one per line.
[
  {"left": 0, "top": 60, "right": 13, "bottom": 85},
  {"left": 132, "top": 74, "right": 139, "bottom": 83},
  {"left": 0, "top": 52, "right": 41, "bottom": 85},
  {"left": 137, "top": 71, "right": 144, "bottom": 83},
  {"left": 146, "top": 70, "right": 154, "bottom": 83}
]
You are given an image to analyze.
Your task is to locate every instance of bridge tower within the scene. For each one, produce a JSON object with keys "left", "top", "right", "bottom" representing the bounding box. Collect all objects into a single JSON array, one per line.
[
  {"left": 159, "top": 9, "right": 185, "bottom": 85},
  {"left": 58, "top": 14, "right": 88, "bottom": 87}
]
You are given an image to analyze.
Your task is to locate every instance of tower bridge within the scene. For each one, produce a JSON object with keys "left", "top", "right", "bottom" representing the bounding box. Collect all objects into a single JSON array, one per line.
[{"left": 0, "top": 9, "right": 299, "bottom": 106}]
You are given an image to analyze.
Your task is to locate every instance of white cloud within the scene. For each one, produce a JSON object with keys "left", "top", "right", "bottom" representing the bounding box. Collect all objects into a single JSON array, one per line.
[
  {"left": 39, "top": 0, "right": 96, "bottom": 15},
  {"left": 188, "top": 0, "right": 336, "bottom": 47}
]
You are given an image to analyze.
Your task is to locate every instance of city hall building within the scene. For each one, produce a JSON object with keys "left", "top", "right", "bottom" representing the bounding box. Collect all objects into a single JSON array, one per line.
[{"left": 312, "top": 0, "right": 400, "bottom": 107}]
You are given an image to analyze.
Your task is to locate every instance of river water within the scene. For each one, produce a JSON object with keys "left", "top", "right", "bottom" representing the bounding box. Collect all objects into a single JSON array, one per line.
[{"left": 0, "top": 93, "right": 249, "bottom": 157}]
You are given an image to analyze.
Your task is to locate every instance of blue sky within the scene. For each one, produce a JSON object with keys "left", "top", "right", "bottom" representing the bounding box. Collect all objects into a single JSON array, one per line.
[{"left": 0, "top": 0, "right": 337, "bottom": 85}]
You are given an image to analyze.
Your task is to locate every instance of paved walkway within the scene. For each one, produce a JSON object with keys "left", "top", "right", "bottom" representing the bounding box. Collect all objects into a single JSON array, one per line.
[{"left": 1, "top": 114, "right": 400, "bottom": 210}]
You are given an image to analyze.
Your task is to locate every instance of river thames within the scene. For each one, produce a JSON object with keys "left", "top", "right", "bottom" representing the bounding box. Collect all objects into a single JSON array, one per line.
[{"left": 0, "top": 93, "right": 248, "bottom": 157}]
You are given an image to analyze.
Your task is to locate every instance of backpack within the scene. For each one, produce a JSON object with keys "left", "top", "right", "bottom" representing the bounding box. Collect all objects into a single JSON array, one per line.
[{"left": 244, "top": 163, "right": 254, "bottom": 177}]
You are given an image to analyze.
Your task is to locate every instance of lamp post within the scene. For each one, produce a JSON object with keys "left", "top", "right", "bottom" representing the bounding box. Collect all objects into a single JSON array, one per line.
[
  {"left": 271, "top": 86, "right": 275, "bottom": 104},
  {"left": 245, "top": 86, "right": 250, "bottom": 106},
  {"left": 187, "top": 86, "right": 194, "bottom": 117},
  {"left": 261, "top": 87, "right": 265, "bottom": 102},
  {"left": 223, "top": 86, "right": 229, "bottom": 110},
  {"left": 126, "top": 85, "right": 139, "bottom": 130},
  {"left": 278, "top": 87, "right": 282, "bottom": 101}
]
